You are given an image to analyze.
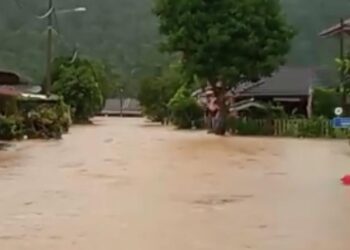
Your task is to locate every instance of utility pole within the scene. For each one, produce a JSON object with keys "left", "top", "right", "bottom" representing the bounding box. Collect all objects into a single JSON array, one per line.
[{"left": 44, "top": 0, "right": 54, "bottom": 96}]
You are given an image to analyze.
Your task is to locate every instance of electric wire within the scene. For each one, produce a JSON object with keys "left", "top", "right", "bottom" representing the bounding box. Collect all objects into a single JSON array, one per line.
[{"left": 13, "top": 0, "right": 54, "bottom": 20}]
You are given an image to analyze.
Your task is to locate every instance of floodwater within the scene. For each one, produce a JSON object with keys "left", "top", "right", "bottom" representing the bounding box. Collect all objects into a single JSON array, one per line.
[{"left": 0, "top": 118, "right": 350, "bottom": 250}]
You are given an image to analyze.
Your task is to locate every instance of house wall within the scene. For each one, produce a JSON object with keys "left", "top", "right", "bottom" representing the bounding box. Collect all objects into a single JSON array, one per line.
[{"left": 237, "top": 96, "right": 309, "bottom": 116}]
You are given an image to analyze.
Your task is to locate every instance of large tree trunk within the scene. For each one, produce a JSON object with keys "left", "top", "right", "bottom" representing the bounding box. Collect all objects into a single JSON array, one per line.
[
  {"left": 213, "top": 88, "right": 227, "bottom": 136},
  {"left": 205, "top": 112, "right": 214, "bottom": 133}
]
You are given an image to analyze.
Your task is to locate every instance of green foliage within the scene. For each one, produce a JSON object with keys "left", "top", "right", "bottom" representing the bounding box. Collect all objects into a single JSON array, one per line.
[
  {"left": 0, "top": 99, "right": 71, "bottom": 140},
  {"left": 154, "top": 0, "right": 294, "bottom": 85},
  {"left": 1, "top": 0, "right": 349, "bottom": 90},
  {"left": 313, "top": 87, "right": 341, "bottom": 119},
  {"left": 267, "top": 104, "right": 289, "bottom": 119},
  {"left": 52, "top": 58, "right": 103, "bottom": 123},
  {"left": 297, "top": 117, "right": 325, "bottom": 138},
  {"left": 168, "top": 86, "right": 203, "bottom": 129},
  {"left": 336, "top": 56, "right": 350, "bottom": 98},
  {"left": 0, "top": 116, "right": 24, "bottom": 140},
  {"left": 0, "top": 102, "right": 70, "bottom": 140},
  {"left": 53, "top": 57, "right": 118, "bottom": 105},
  {"left": 0, "top": 97, "right": 18, "bottom": 116},
  {"left": 138, "top": 63, "right": 184, "bottom": 122},
  {"left": 0, "top": 0, "right": 165, "bottom": 90},
  {"left": 228, "top": 118, "right": 273, "bottom": 135},
  {"left": 23, "top": 104, "right": 67, "bottom": 139},
  {"left": 228, "top": 117, "right": 350, "bottom": 138}
]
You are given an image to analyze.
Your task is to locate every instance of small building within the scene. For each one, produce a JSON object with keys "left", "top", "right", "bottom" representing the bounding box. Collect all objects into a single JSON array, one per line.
[
  {"left": 237, "top": 67, "right": 317, "bottom": 117},
  {"left": 0, "top": 70, "right": 41, "bottom": 94},
  {"left": 100, "top": 98, "right": 142, "bottom": 117},
  {"left": 0, "top": 70, "right": 49, "bottom": 116},
  {"left": 192, "top": 67, "right": 317, "bottom": 117}
]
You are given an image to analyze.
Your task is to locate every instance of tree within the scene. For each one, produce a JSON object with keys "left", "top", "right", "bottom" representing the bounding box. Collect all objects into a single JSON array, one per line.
[
  {"left": 154, "top": 0, "right": 294, "bottom": 134},
  {"left": 313, "top": 87, "right": 341, "bottom": 119},
  {"left": 168, "top": 85, "right": 203, "bottom": 129},
  {"left": 2, "top": 0, "right": 349, "bottom": 95},
  {"left": 52, "top": 57, "right": 119, "bottom": 106},
  {"left": 52, "top": 60, "right": 103, "bottom": 123},
  {"left": 138, "top": 62, "right": 184, "bottom": 123}
]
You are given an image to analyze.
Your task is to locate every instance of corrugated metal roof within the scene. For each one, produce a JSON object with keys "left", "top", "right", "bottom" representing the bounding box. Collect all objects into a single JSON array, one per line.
[
  {"left": 319, "top": 18, "right": 350, "bottom": 37},
  {"left": 240, "top": 67, "right": 316, "bottom": 97}
]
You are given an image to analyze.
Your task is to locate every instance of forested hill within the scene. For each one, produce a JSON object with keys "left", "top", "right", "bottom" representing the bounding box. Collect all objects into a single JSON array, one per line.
[{"left": 0, "top": 0, "right": 350, "bottom": 88}]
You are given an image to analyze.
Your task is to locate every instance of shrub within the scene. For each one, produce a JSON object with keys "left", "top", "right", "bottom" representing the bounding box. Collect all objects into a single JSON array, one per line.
[
  {"left": 168, "top": 86, "right": 204, "bottom": 129},
  {"left": 138, "top": 63, "right": 184, "bottom": 123},
  {"left": 297, "top": 118, "right": 325, "bottom": 137},
  {"left": 53, "top": 63, "right": 103, "bottom": 123},
  {"left": 0, "top": 102, "right": 71, "bottom": 141},
  {"left": 0, "top": 96, "right": 18, "bottom": 116},
  {"left": 0, "top": 115, "right": 24, "bottom": 140},
  {"left": 313, "top": 87, "right": 341, "bottom": 119},
  {"left": 53, "top": 57, "right": 119, "bottom": 106},
  {"left": 229, "top": 117, "right": 350, "bottom": 138},
  {"left": 228, "top": 118, "right": 273, "bottom": 136},
  {"left": 23, "top": 104, "right": 70, "bottom": 139}
]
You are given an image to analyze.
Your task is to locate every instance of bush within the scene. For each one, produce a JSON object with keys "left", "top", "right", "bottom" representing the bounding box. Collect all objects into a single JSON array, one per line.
[
  {"left": 0, "top": 116, "right": 24, "bottom": 140},
  {"left": 168, "top": 86, "right": 204, "bottom": 129},
  {"left": 0, "top": 96, "right": 18, "bottom": 116},
  {"left": 19, "top": 99, "right": 71, "bottom": 133},
  {"left": 313, "top": 87, "right": 341, "bottom": 119},
  {"left": 53, "top": 63, "right": 103, "bottom": 123},
  {"left": 297, "top": 117, "right": 325, "bottom": 138},
  {"left": 0, "top": 101, "right": 71, "bottom": 141},
  {"left": 228, "top": 117, "right": 350, "bottom": 138},
  {"left": 53, "top": 57, "right": 119, "bottom": 106},
  {"left": 138, "top": 63, "right": 184, "bottom": 123},
  {"left": 23, "top": 103, "right": 70, "bottom": 139},
  {"left": 228, "top": 118, "right": 274, "bottom": 136}
]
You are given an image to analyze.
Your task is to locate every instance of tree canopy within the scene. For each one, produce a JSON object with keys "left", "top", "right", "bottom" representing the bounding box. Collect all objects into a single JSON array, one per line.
[
  {"left": 52, "top": 57, "right": 104, "bottom": 122},
  {"left": 1, "top": 0, "right": 350, "bottom": 94},
  {"left": 154, "top": 0, "right": 294, "bottom": 85}
]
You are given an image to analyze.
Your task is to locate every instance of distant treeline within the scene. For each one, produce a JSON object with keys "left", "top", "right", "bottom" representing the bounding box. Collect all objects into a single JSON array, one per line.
[{"left": 0, "top": 0, "right": 349, "bottom": 91}]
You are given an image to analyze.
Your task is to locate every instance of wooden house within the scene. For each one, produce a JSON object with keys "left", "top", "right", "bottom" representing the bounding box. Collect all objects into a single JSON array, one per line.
[{"left": 237, "top": 67, "right": 317, "bottom": 117}]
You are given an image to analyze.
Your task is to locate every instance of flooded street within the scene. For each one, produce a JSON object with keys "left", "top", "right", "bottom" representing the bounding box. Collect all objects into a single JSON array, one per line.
[{"left": 0, "top": 117, "right": 350, "bottom": 250}]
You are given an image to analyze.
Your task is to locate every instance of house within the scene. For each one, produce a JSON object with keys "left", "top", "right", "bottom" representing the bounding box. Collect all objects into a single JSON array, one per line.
[
  {"left": 192, "top": 67, "right": 317, "bottom": 117},
  {"left": 0, "top": 71, "right": 50, "bottom": 115},
  {"left": 0, "top": 71, "right": 24, "bottom": 115},
  {"left": 236, "top": 67, "right": 317, "bottom": 116},
  {"left": 99, "top": 98, "right": 142, "bottom": 117},
  {"left": 0, "top": 70, "right": 40, "bottom": 94}
]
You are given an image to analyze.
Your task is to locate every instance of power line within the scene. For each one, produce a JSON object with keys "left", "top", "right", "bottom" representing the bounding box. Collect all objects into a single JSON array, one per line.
[
  {"left": 13, "top": 0, "right": 80, "bottom": 65},
  {"left": 53, "top": 10, "right": 79, "bottom": 63},
  {"left": 13, "top": 0, "right": 53, "bottom": 20}
]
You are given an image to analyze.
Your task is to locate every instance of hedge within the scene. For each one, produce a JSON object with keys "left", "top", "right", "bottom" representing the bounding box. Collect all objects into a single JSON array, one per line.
[{"left": 227, "top": 117, "right": 350, "bottom": 138}]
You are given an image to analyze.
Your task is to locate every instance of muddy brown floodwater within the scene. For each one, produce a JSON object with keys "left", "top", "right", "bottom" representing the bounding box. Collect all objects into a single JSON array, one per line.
[{"left": 1, "top": 118, "right": 350, "bottom": 250}]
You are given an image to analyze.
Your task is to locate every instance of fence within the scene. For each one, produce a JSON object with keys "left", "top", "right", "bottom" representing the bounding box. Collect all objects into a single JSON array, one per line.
[{"left": 227, "top": 118, "right": 350, "bottom": 139}]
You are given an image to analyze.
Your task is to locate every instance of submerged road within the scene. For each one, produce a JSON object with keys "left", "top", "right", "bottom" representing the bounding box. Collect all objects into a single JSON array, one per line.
[{"left": 0, "top": 118, "right": 350, "bottom": 250}]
